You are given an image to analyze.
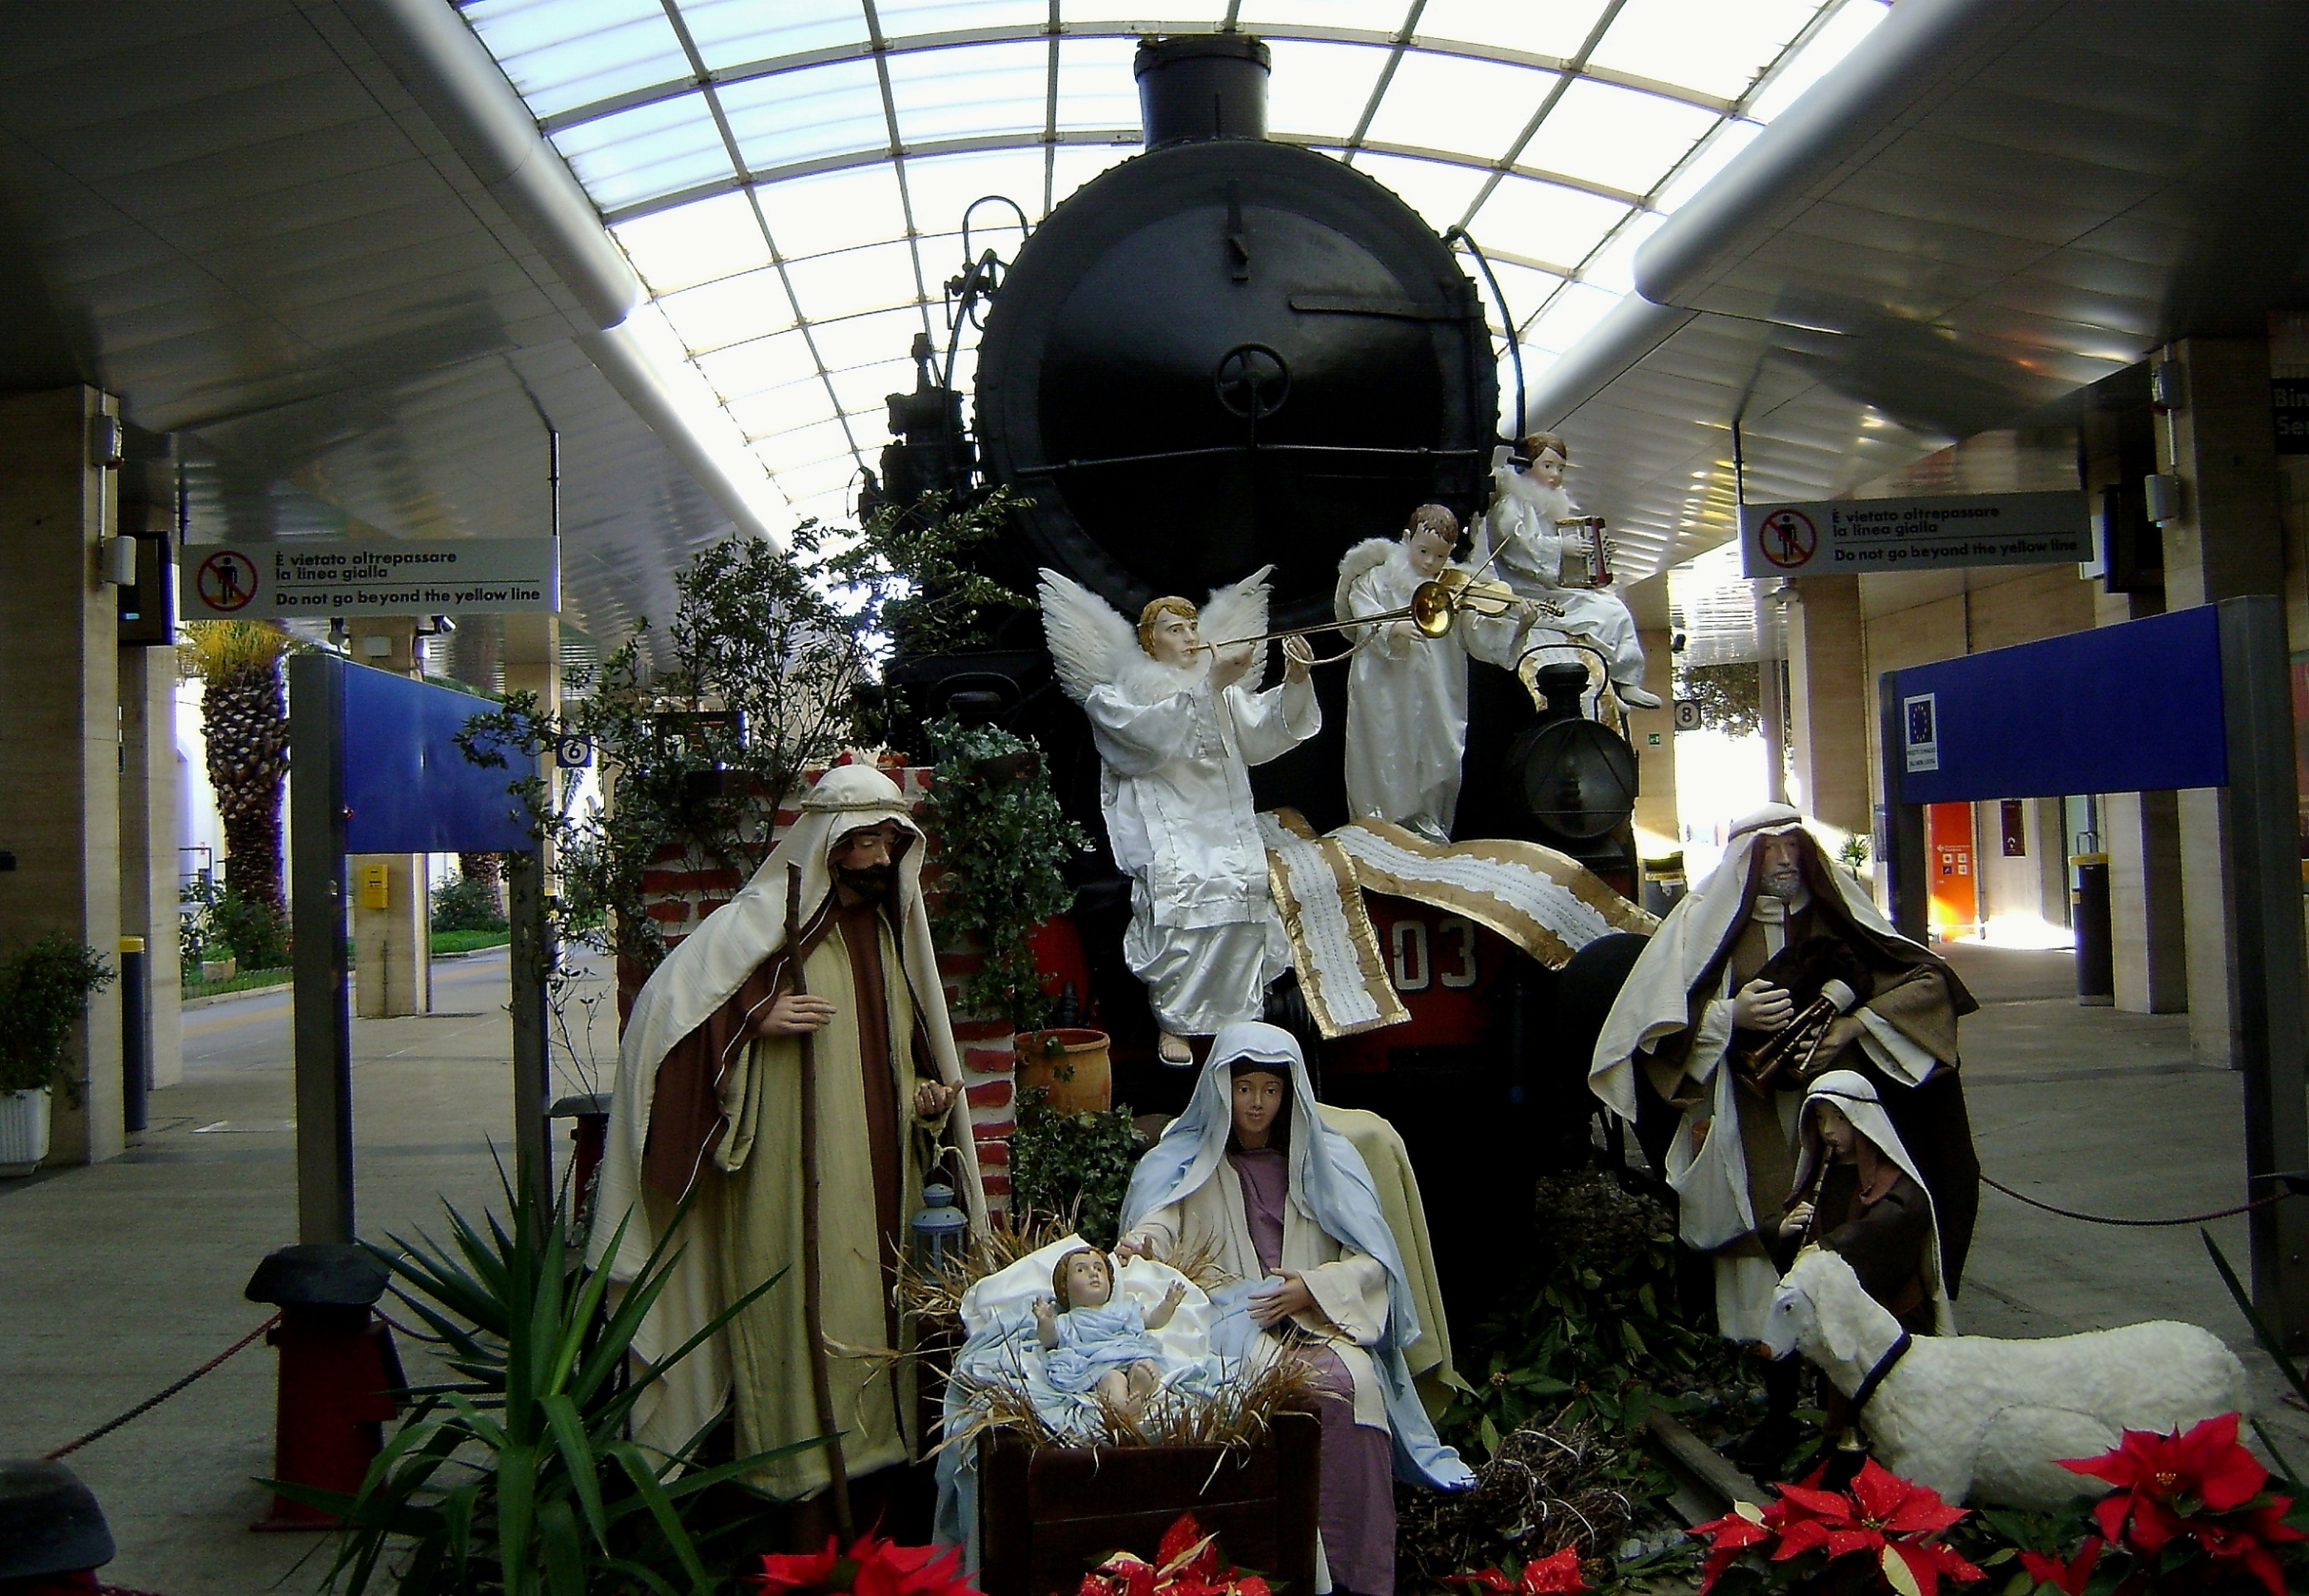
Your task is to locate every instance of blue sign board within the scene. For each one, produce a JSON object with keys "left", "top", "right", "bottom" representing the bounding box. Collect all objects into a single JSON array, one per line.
[
  {"left": 1891, "top": 606, "right": 2228, "bottom": 804},
  {"left": 341, "top": 664, "right": 535, "bottom": 853}
]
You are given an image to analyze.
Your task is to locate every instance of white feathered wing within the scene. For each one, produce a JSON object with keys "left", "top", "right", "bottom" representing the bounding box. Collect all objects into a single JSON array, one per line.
[
  {"left": 1198, "top": 564, "right": 1273, "bottom": 653},
  {"left": 1038, "top": 568, "right": 1137, "bottom": 706},
  {"left": 1334, "top": 539, "right": 1395, "bottom": 624},
  {"left": 1041, "top": 565, "right": 1278, "bottom": 703}
]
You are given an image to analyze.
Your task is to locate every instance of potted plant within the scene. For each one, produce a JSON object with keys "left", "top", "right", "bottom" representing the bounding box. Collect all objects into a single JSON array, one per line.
[{"left": 0, "top": 934, "right": 115, "bottom": 1175}]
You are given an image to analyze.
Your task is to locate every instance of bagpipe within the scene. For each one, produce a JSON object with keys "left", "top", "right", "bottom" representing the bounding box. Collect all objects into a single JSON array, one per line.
[{"left": 1735, "top": 935, "right": 1871, "bottom": 1090}]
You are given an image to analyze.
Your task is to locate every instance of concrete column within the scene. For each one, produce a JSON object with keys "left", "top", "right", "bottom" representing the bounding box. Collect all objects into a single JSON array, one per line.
[
  {"left": 347, "top": 618, "right": 429, "bottom": 1019},
  {"left": 1786, "top": 574, "right": 1870, "bottom": 838},
  {"left": 120, "top": 644, "right": 182, "bottom": 1091},
  {"left": 0, "top": 388, "right": 124, "bottom": 1164},
  {"left": 1625, "top": 580, "right": 1677, "bottom": 862},
  {"left": 2105, "top": 791, "right": 2189, "bottom": 1010},
  {"left": 2157, "top": 340, "right": 2286, "bottom": 1066},
  {"left": 501, "top": 613, "right": 562, "bottom": 863}
]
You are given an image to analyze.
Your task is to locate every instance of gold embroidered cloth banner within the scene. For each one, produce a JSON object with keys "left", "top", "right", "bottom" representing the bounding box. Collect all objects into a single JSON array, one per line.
[{"left": 1262, "top": 810, "right": 1658, "bottom": 1038}]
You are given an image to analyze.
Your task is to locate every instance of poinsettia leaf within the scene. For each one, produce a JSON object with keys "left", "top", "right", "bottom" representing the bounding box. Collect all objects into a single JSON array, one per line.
[
  {"left": 1823, "top": 1529, "right": 1882, "bottom": 1560},
  {"left": 1158, "top": 1516, "right": 1203, "bottom": 1569},
  {"left": 1881, "top": 1543, "right": 1929, "bottom": 1596}
]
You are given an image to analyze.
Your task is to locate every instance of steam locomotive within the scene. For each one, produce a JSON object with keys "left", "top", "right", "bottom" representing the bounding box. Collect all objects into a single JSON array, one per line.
[{"left": 872, "top": 35, "right": 1646, "bottom": 1314}]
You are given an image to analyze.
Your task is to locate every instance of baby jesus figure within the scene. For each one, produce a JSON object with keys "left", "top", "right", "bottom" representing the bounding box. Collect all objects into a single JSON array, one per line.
[{"left": 1032, "top": 1246, "right": 1189, "bottom": 1415}]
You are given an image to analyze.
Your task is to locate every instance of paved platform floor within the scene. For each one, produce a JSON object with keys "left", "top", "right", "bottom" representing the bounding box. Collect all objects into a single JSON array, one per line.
[
  {"left": 0, "top": 948, "right": 613, "bottom": 1594},
  {"left": 2, "top": 940, "right": 2307, "bottom": 1594}
]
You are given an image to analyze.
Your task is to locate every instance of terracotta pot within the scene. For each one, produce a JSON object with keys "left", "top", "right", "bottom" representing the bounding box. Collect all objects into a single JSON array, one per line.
[
  {"left": 1013, "top": 1028, "right": 1111, "bottom": 1113},
  {"left": 0, "top": 1087, "right": 51, "bottom": 1177}
]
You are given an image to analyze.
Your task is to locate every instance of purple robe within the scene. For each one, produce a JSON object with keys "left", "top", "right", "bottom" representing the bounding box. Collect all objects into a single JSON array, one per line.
[{"left": 1230, "top": 1146, "right": 1397, "bottom": 1596}]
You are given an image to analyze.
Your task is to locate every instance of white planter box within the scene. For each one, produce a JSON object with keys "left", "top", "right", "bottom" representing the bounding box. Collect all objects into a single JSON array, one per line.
[{"left": 0, "top": 1087, "right": 51, "bottom": 1177}]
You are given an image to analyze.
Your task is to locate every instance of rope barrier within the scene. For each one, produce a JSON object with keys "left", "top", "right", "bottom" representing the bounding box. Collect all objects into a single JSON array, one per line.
[
  {"left": 43, "top": 1312, "right": 281, "bottom": 1461},
  {"left": 1980, "top": 1172, "right": 2296, "bottom": 1228}
]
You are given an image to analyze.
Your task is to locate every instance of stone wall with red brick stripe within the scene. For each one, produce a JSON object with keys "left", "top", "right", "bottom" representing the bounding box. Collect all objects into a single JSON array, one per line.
[{"left": 624, "top": 763, "right": 1014, "bottom": 1214}]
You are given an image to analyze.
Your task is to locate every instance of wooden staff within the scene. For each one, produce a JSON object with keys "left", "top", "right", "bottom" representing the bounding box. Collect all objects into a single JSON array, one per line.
[{"left": 787, "top": 861, "right": 853, "bottom": 1536}]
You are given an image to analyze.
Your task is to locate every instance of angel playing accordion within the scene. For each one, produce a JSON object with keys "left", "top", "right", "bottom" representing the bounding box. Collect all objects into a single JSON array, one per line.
[{"left": 1039, "top": 566, "right": 1318, "bottom": 1066}]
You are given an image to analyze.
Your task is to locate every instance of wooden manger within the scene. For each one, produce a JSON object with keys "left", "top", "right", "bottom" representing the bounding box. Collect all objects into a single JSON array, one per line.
[{"left": 975, "top": 1411, "right": 1321, "bottom": 1596}]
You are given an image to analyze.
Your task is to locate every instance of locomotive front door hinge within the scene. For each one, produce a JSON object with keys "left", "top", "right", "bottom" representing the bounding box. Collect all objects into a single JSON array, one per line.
[{"left": 1225, "top": 181, "right": 1250, "bottom": 282}]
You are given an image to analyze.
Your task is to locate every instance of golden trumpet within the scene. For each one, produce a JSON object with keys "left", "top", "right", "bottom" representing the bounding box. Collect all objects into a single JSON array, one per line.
[{"left": 1196, "top": 568, "right": 1558, "bottom": 660}]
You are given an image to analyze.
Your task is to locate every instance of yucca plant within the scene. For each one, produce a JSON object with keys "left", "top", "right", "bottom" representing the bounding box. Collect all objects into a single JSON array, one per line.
[
  {"left": 272, "top": 1173, "right": 819, "bottom": 1594},
  {"left": 180, "top": 620, "right": 297, "bottom": 917}
]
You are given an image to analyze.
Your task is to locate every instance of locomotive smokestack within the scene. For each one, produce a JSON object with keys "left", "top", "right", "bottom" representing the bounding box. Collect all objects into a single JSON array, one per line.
[{"left": 1134, "top": 35, "right": 1269, "bottom": 147}]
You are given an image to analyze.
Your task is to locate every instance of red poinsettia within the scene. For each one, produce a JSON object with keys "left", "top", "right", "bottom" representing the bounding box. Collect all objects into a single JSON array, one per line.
[
  {"left": 1689, "top": 1460, "right": 1983, "bottom": 1596},
  {"left": 2059, "top": 1412, "right": 2305, "bottom": 1596},
  {"left": 1444, "top": 1546, "right": 1589, "bottom": 1596},
  {"left": 1075, "top": 1513, "right": 1272, "bottom": 1596},
  {"left": 2016, "top": 1536, "right": 2101, "bottom": 1596},
  {"left": 1688, "top": 1502, "right": 1772, "bottom": 1593},
  {"left": 754, "top": 1529, "right": 981, "bottom": 1596}
]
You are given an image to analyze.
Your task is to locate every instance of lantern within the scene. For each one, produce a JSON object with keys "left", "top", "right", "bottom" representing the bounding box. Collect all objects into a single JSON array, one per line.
[{"left": 910, "top": 1181, "right": 969, "bottom": 1271}]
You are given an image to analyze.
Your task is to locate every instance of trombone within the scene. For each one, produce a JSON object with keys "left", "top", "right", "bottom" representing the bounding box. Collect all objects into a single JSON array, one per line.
[{"left": 1197, "top": 567, "right": 1558, "bottom": 665}]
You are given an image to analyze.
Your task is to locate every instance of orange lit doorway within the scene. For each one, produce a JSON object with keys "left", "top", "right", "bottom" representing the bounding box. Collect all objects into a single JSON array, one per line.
[{"left": 1927, "top": 802, "right": 1978, "bottom": 938}]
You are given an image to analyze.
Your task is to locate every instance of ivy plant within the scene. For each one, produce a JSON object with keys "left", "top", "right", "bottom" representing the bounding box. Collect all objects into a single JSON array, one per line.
[
  {"left": 919, "top": 717, "right": 1089, "bottom": 1030},
  {"left": 1444, "top": 1171, "right": 1752, "bottom": 1458},
  {"left": 1007, "top": 1087, "right": 1144, "bottom": 1250}
]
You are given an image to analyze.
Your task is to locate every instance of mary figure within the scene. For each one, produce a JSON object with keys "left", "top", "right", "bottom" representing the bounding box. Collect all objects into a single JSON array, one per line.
[{"left": 1116, "top": 1023, "right": 1472, "bottom": 1596}]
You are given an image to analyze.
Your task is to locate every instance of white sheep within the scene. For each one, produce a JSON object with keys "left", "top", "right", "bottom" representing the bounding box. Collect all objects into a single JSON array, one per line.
[{"left": 1761, "top": 1246, "right": 2249, "bottom": 1509}]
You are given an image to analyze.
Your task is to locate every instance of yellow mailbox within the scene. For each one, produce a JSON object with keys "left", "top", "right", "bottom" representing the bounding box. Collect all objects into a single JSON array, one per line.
[{"left": 357, "top": 861, "right": 390, "bottom": 910}]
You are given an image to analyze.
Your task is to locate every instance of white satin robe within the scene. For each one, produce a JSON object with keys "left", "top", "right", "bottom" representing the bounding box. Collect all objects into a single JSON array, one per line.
[
  {"left": 1082, "top": 668, "right": 1320, "bottom": 1034},
  {"left": 1468, "top": 468, "right": 1650, "bottom": 690},
  {"left": 1343, "top": 543, "right": 1467, "bottom": 837}
]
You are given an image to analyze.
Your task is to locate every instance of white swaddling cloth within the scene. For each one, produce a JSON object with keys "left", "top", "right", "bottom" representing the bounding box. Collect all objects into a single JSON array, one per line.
[{"left": 951, "top": 1237, "right": 1220, "bottom": 1431}]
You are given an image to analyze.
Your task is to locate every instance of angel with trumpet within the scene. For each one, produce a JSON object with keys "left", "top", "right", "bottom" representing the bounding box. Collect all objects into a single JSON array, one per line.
[{"left": 1040, "top": 565, "right": 1319, "bottom": 1067}]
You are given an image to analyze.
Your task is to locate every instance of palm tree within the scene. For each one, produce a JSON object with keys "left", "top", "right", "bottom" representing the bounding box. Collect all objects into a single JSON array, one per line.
[{"left": 181, "top": 621, "right": 297, "bottom": 917}]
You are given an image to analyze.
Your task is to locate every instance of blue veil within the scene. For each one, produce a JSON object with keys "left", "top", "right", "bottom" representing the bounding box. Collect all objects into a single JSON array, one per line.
[{"left": 1120, "top": 1021, "right": 1474, "bottom": 1491}]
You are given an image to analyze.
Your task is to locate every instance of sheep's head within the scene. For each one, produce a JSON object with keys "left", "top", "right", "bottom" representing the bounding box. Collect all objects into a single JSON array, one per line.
[
  {"left": 1770, "top": 1246, "right": 1895, "bottom": 1369},
  {"left": 1763, "top": 1271, "right": 1816, "bottom": 1359}
]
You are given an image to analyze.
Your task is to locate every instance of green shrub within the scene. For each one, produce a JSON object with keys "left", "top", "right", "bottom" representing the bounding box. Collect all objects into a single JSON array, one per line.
[
  {"left": 431, "top": 873, "right": 508, "bottom": 933},
  {"left": 1007, "top": 1086, "right": 1143, "bottom": 1248},
  {"left": 181, "top": 873, "right": 289, "bottom": 971},
  {"left": 0, "top": 936, "right": 115, "bottom": 1101},
  {"left": 212, "top": 886, "right": 289, "bottom": 970},
  {"left": 1444, "top": 1171, "right": 1751, "bottom": 1458}
]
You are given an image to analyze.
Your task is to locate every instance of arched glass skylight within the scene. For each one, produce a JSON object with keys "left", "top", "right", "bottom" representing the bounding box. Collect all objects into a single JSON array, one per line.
[{"left": 460, "top": 0, "right": 1890, "bottom": 536}]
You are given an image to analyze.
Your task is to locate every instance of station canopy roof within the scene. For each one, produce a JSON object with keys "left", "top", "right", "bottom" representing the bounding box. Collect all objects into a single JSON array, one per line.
[{"left": 461, "top": 0, "right": 1891, "bottom": 534}]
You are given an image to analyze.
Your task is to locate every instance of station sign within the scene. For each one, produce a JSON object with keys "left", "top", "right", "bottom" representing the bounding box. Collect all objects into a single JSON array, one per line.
[
  {"left": 1738, "top": 491, "right": 2087, "bottom": 577},
  {"left": 180, "top": 538, "right": 559, "bottom": 620}
]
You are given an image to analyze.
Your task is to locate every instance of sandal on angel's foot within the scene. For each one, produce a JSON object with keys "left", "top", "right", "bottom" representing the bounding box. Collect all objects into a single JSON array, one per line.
[{"left": 1157, "top": 1031, "right": 1194, "bottom": 1068}]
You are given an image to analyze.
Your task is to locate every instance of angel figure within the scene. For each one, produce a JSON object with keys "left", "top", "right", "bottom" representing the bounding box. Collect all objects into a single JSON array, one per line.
[
  {"left": 1040, "top": 565, "right": 1319, "bottom": 1066},
  {"left": 1467, "top": 432, "right": 1659, "bottom": 709},
  {"left": 1336, "top": 504, "right": 1469, "bottom": 841}
]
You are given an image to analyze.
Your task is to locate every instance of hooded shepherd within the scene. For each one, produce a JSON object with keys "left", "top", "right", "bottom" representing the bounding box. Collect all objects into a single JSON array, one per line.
[
  {"left": 1589, "top": 803, "right": 1978, "bottom": 1343},
  {"left": 589, "top": 764, "right": 986, "bottom": 1497}
]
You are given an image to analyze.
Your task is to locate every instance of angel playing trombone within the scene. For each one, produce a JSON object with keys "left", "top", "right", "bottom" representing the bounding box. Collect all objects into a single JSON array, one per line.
[{"left": 1039, "top": 565, "right": 1318, "bottom": 1067}]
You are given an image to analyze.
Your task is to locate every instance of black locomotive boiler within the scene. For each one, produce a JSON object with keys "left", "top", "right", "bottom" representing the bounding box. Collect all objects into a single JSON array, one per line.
[{"left": 877, "top": 34, "right": 1645, "bottom": 1312}]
